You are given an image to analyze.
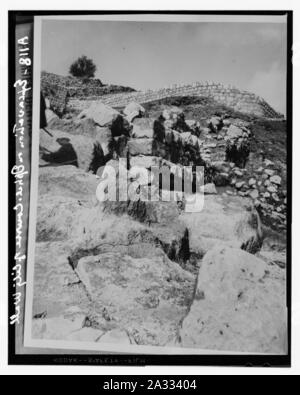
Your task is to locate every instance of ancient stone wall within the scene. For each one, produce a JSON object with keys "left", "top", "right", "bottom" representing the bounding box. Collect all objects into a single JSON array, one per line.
[{"left": 68, "top": 82, "right": 282, "bottom": 119}]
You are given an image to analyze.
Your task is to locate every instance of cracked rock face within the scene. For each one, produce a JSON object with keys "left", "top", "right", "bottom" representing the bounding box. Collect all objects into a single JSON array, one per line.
[
  {"left": 179, "top": 246, "right": 287, "bottom": 353},
  {"left": 72, "top": 251, "right": 194, "bottom": 346},
  {"left": 33, "top": 243, "right": 194, "bottom": 346},
  {"left": 33, "top": 165, "right": 195, "bottom": 345}
]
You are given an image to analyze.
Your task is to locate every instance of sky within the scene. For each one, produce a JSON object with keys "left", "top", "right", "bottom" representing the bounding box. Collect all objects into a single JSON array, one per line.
[{"left": 41, "top": 18, "right": 287, "bottom": 115}]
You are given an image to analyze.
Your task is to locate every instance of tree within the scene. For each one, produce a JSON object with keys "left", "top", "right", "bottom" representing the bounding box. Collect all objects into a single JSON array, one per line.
[{"left": 69, "top": 55, "right": 97, "bottom": 79}]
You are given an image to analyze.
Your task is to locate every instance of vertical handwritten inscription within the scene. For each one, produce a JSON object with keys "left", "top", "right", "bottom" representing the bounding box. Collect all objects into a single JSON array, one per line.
[{"left": 10, "top": 36, "right": 31, "bottom": 325}]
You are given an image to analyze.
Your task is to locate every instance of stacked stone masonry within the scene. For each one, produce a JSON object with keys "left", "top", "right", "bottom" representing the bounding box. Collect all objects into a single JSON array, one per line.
[{"left": 67, "top": 82, "right": 283, "bottom": 119}]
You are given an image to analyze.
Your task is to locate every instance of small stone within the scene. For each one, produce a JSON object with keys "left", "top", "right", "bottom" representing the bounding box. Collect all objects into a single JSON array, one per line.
[
  {"left": 248, "top": 178, "right": 256, "bottom": 187},
  {"left": 249, "top": 189, "right": 259, "bottom": 200},
  {"left": 235, "top": 181, "right": 245, "bottom": 189},
  {"left": 254, "top": 199, "right": 261, "bottom": 208},
  {"left": 126, "top": 110, "right": 140, "bottom": 123},
  {"left": 264, "top": 180, "right": 271, "bottom": 187},
  {"left": 270, "top": 175, "right": 282, "bottom": 185},
  {"left": 202, "top": 127, "right": 211, "bottom": 134},
  {"left": 124, "top": 102, "right": 145, "bottom": 117},
  {"left": 204, "top": 143, "right": 217, "bottom": 149},
  {"left": 267, "top": 185, "right": 277, "bottom": 193},
  {"left": 200, "top": 183, "right": 217, "bottom": 195},
  {"left": 272, "top": 193, "right": 280, "bottom": 202},
  {"left": 185, "top": 119, "right": 197, "bottom": 128},
  {"left": 264, "top": 159, "right": 274, "bottom": 167},
  {"left": 265, "top": 169, "right": 275, "bottom": 177},
  {"left": 234, "top": 170, "right": 244, "bottom": 177}
]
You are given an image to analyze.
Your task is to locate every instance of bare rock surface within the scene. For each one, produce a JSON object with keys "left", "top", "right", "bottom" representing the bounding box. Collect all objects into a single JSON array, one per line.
[
  {"left": 38, "top": 165, "right": 99, "bottom": 200},
  {"left": 180, "top": 246, "right": 287, "bottom": 353},
  {"left": 97, "top": 329, "right": 131, "bottom": 345},
  {"left": 32, "top": 243, "right": 194, "bottom": 346},
  {"left": 73, "top": 251, "right": 194, "bottom": 345},
  {"left": 180, "top": 194, "right": 254, "bottom": 256},
  {"left": 128, "top": 138, "right": 155, "bottom": 156}
]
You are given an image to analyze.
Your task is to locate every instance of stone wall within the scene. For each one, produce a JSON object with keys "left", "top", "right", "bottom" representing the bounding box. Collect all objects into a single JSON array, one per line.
[{"left": 68, "top": 82, "right": 283, "bottom": 119}]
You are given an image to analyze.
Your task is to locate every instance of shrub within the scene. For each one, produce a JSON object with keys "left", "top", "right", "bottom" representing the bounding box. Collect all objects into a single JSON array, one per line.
[{"left": 69, "top": 55, "right": 97, "bottom": 79}]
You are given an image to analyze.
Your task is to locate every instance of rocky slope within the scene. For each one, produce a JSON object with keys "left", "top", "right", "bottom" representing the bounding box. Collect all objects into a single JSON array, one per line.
[{"left": 33, "top": 96, "right": 288, "bottom": 353}]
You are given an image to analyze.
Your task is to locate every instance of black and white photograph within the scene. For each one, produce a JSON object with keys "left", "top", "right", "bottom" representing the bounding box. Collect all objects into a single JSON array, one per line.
[
  {"left": 5, "top": 7, "right": 297, "bottom": 373},
  {"left": 19, "top": 13, "right": 289, "bottom": 356}
]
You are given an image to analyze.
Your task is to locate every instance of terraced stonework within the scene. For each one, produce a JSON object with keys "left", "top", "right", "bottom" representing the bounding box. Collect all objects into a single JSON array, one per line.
[{"left": 67, "top": 82, "right": 282, "bottom": 119}]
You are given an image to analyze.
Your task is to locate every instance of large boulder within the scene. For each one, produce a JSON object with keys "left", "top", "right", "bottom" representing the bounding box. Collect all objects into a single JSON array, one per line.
[
  {"left": 45, "top": 109, "right": 58, "bottom": 124},
  {"left": 180, "top": 246, "right": 287, "bottom": 353},
  {"left": 103, "top": 193, "right": 180, "bottom": 226},
  {"left": 40, "top": 129, "right": 105, "bottom": 173},
  {"left": 162, "top": 106, "right": 184, "bottom": 121},
  {"left": 124, "top": 101, "right": 145, "bottom": 121},
  {"left": 94, "top": 126, "right": 113, "bottom": 156},
  {"left": 226, "top": 124, "right": 244, "bottom": 141},
  {"left": 128, "top": 138, "right": 166, "bottom": 158},
  {"left": 200, "top": 183, "right": 217, "bottom": 195},
  {"left": 128, "top": 138, "right": 154, "bottom": 156},
  {"left": 131, "top": 118, "right": 165, "bottom": 142},
  {"left": 180, "top": 132, "right": 199, "bottom": 149},
  {"left": 131, "top": 118, "right": 155, "bottom": 139},
  {"left": 32, "top": 248, "right": 194, "bottom": 345},
  {"left": 47, "top": 116, "right": 98, "bottom": 138},
  {"left": 207, "top": 116, "right": 223, "bottom": 132},
  {"left": 124, "top": 102, "right": 145, "bottom": 116},
  {"left": 78, "top": 102, "right": 120, "bottom": 127},
  {"left": 234, "top": 206, "right": 263, "bottom": 254},
  {"left": 180, "top": 194, "right": 258, "bottom": 256}
]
